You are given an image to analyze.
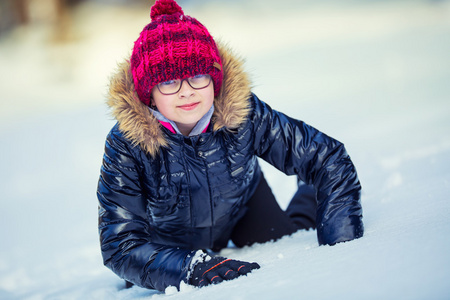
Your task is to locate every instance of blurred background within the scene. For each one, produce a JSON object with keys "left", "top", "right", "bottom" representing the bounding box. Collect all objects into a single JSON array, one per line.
[
  {"left": 0, "top": 0, "right": 154, "bottom": 122},
  {"left": 1, "top": 0, "right": 449, "bottom": 298}
]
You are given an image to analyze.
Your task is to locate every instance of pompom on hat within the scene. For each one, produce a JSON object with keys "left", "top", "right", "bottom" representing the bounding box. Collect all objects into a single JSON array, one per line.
[{"left": 130, "top": 0, "right": 223, "bottom": 106}]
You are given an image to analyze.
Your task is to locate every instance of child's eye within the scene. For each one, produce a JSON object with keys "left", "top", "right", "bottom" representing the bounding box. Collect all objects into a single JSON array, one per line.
[
  {"left": 160, "top": 80, "right": 178, "bottom": 86},
  {"left": 192, "top": 74, "right": 207, "bottom": 79}
]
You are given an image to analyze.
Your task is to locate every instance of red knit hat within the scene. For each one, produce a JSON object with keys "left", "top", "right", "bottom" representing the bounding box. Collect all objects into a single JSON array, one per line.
[{"left": 130, "top": 0, "right": 223, "bottom": 106}]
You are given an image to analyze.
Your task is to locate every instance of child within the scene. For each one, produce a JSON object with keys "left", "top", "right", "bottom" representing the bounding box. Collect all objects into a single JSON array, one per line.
[{"left": 97, "top": 0, "right": 363, "bottom": 292}]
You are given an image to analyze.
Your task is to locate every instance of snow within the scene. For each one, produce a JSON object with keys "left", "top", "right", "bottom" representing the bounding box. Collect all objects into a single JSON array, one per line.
[{"left": 1, "top": 0, "right": 450, "bottom": 299}]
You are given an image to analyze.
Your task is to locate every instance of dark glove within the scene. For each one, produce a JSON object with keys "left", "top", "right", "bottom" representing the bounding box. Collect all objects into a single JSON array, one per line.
[{"left": 189, "top": 256, "right": 260, "bottom": 287}]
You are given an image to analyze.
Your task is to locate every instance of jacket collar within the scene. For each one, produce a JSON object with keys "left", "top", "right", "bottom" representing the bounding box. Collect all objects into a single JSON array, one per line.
[
  {"left": 106, "top": 42, "right": 252, "bottom": 157},
  {"left": 149, "top": 104, "right": 214, "bottom": 136}
]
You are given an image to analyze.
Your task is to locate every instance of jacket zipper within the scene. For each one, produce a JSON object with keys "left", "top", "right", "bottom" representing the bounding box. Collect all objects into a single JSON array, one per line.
[{"left": 198, "top": 149, "right": 214, "bottom": 249}]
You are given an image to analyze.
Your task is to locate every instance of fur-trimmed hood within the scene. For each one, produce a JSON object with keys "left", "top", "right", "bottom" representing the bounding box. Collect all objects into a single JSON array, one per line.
[{"left": 106, "top": 42, "right": 252, "bottom": 157}]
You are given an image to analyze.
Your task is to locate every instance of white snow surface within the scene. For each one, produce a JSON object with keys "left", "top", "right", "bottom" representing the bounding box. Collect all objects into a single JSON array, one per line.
[{"left": 1, "top": 0, "right": 450, "bottom": 299}]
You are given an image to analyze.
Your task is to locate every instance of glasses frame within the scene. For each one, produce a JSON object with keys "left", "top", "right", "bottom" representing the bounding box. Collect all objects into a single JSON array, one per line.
[{"left": 155, "top": 75, "right": 212, "bottom": 95}]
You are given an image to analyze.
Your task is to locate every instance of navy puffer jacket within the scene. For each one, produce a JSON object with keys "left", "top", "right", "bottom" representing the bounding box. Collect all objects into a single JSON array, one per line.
[{"left": 97, "top": 44, "right": 363, "bottom": 291}]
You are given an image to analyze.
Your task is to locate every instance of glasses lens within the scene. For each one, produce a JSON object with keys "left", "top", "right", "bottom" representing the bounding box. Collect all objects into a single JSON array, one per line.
[
  {"left": 157, "top": 79, "right": 181, "bottom": 95},
  {"left": 188, "top": 74, "right": 211, "bottom": 89}
]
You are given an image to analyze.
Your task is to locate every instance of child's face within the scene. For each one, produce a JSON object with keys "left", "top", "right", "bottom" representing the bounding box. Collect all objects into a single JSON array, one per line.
[{"left": 151, "top": 79, "right": 215, "bottom": 136}]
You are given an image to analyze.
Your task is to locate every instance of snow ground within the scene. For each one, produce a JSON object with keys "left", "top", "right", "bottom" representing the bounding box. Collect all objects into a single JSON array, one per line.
[{"left": 1, "top": 0, "right": 450, "bottom": 299}]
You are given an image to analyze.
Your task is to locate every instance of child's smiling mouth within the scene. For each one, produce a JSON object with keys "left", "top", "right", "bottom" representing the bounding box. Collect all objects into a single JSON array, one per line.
[{"left": 178, "top": 102, "right": 200, "bottom": 110}]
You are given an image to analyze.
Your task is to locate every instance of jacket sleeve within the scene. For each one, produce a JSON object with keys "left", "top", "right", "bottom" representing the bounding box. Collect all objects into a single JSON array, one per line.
[
  {"left": 249, "top": 95, "right": 363, "bottom": 245},
  {"left": 97, "top": 126, "right": 196, "bottom": 291}
]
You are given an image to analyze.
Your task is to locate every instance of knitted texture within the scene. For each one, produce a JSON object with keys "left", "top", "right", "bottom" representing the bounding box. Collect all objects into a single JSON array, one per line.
[{"left": 130, "top": 0, "right": 223, "bottom": 106}]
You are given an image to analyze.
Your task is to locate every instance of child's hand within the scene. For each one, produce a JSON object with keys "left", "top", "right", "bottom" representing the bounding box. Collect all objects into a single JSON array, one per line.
[{"left": 189, "top": 256, "right": 260, "bottom": 287}]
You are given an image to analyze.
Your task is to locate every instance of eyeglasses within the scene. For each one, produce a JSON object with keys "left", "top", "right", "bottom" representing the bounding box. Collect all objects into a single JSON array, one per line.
[{"left": 155, "top": 74, "right": 212, "bottom": 95}]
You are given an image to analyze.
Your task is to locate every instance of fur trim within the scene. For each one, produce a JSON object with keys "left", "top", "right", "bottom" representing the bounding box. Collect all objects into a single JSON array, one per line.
[
  {"left": 106, "top": 42, "right": 252, "bottom": 157},
  {"left": 106, "top": 61, "right": 168, "bottom": 155}
]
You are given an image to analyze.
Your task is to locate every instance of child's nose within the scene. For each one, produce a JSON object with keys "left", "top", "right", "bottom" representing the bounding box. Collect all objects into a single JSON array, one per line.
[{"left": 179, "top": 80, "right": 195, "bottom": 97}]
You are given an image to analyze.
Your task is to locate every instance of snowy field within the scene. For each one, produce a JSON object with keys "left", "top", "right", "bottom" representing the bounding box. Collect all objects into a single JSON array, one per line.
[{"left": 1, "top": 0, "right": 450, "bottom": 299}]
